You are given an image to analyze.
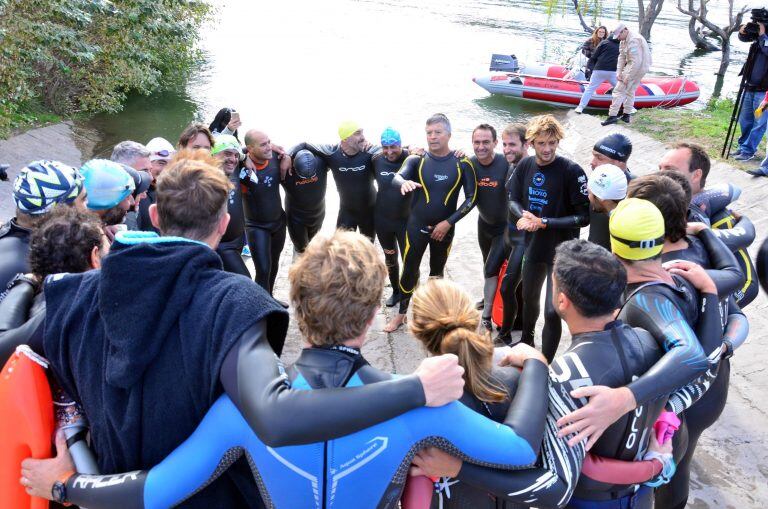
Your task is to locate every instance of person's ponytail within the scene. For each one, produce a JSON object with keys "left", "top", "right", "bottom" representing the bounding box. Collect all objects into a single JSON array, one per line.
[{"left": 410, "top": 279, "right": 509, "bottom": 404}]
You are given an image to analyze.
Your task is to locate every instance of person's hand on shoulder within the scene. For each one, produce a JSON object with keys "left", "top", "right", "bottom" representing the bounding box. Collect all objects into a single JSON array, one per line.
[
  {"left": 663, "top": 260, "right": 717, "bottom": 294},
  {"left": 498, "top": 343, "right": 547, "bottom": 368},
  {"left": 414, "top": 354, "right": 465, "bottom": 407},
  {"left": 557, "top": 385, "right": 637, "bottom": 450}
]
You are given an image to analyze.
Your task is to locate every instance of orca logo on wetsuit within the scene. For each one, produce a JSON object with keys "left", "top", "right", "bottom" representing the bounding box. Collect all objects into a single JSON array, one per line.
[
  {"left": 338, "top": 165, "right": 366, "bottom": 172},
  {"left": 379, "top": 171, "right": 395, "bottom": 177},
  {"left": 435, "top": 174, "right": 449, "bottom": 182},
  {"left": 533, "top": 172, "right": 546, "bottom": 187}
]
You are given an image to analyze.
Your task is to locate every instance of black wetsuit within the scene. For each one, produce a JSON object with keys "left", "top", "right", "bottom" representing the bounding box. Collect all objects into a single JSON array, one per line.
[
  {"left": 587, "top": 168, "right": 634, "bottom": 251},
  {"left": 290, "top": 142, "right": 379, "bottom": 239},
  {"left": 654, "top": 231, "right": 748, "bottom": 509},
  {"left": 0, "top": 277, "right": 45, "bottom": 363},
  {"left": 687, "top": 197, "right": 758, "bottom": 307},
  {"left": 0, "top": 219, "right": 32, "bottom": 291},
  {"left": 499, "top": 165, "right": 526, "bottom": 337},
  {"left": 508, "top": 155, "right": 590, "bottom": 361},
  {"left": 61, "top": 346, "right": 549, "bottom": 509},
  {"left": 216, "top": 166, "right": 249, "bottom": 277},
  {"left": 373, "top": 150, "right": 411, "bottom": 297},
  {"left": 241, "top": 155, "right": 286, "bottom": 293},
  {"left": 472, "top": 153, "right": 512, "bottom": 322},
  {"left": 281, "top": 162, "right": 327, "bottom": 254},
  {"left": 393, "top": 153, "right": 477, "bottom": 314}
]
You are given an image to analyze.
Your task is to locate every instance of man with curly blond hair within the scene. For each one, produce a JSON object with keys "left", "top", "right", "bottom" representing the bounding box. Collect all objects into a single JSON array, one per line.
[{"left": 507, "top": 115, "right": 589, "bottom": 361}]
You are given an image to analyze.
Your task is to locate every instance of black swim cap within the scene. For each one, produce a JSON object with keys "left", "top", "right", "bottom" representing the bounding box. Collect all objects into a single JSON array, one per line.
[
  {"left": 593, "top": 133, "right": 632, "bottom": 163},
  {"left": 294, "top": 150, "right": 319, "bottom": 179}
]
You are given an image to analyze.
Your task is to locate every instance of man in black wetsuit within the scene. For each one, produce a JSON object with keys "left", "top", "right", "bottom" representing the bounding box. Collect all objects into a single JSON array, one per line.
[
  {"left": 282, "top": 149, "right": 327, "bottom": 255},
  {"left": 508, "top": 114, "right": 590, "bottom": 361},
  {"left": 586, "top": 163, "right": 627, "bottom": 249},
  {"left": 373, "top": 128, "right": 411, "bottom": 308},
  {"left": 386, "top": 113, "right": 477, "bottom": 332},
  {"left": 587, "top": 133, "right": 634, "bottom": 250},
  {"left": 0, "top": 160, "right": 86, "bottom": 290},
  {"left": 212, "top": 135, "right": 250, "bottom": 277},
  {"left": 659, "top": 141, "right": 758, "bottom": 307},
  {"left": 290, "top": 121, "right": 380, "bottom": 239},
  {"left": 241, "top": 129, "right": 289, "bottom": 295},
  {"left": 24, "top": 156, "right": 467, "bottom": 508},
  {"left": 496, "top": 123, "right": 529, "bottom": 345},
  {"left": 470, "top": 124, "right": 511, "bottom": 332}
]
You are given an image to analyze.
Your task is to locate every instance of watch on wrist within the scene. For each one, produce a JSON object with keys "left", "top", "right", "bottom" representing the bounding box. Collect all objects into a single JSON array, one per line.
[
  {"left": 722, "top": 340, "right": 734, "bottom": 360},
  {"left": 51, "top": 471, "right": 75, "bottom": 506},
  {"left": 540, "top": 217, "right": 548, "bottom": 228}
]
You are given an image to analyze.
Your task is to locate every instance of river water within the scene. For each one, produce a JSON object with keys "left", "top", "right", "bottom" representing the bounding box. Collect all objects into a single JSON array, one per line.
[{"left": 88, "top": 0, "right": 749, "bottom": 155}]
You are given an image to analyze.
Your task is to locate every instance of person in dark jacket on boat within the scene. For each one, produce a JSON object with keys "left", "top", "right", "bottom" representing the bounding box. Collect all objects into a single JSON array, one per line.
[
  {"left": 581, "top": 26, "right": 607, "bottom": 78},
  {"left": 575, "top": 35, "right": 620, "bottom": 113}
]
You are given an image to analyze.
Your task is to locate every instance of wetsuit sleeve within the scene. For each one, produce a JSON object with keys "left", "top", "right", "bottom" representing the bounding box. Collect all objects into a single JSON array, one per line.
[
  {"left": 446, "top": 158, "right": 478, "bottom": 225},
  {"left": 581, "top": 454, "right": 662, "bottom": 484},
  {"left": 620, "top": 291, "right": 708, "bottom": 406},
  {"left": 664, "top": 292, "right": 722, "bottom": 414},
  {"left": 710, "top": 214, "right": 756, "bottom": 251},
  {"left": 0, "top": 311, "right": 45, "bottom": 364},
  {"left": 392, "top": 155, "right": 420, "bottom": 187},
  {"left": 507, "top": 163, "right": 525, "bottom": 219},
  {"left": 0, "top": 280, "right": 45, "bottom": 362},
  {"left": 0, "top": 278, "right": 35, "bottom": 330},
  {"left": 221, "top": 321, "right": 426, "bottom": 447},
  {"left": 543, "top": 202, "right": 590, "bottom": 229},
  {"left": 723, "top": 298, "right": 749, "bottom": 352},
  {"left": 696, "top": 228, "right": 745, "bottom": 298},
  {"left": 288, "top": 142, "right": 336, "bottom": 161}
]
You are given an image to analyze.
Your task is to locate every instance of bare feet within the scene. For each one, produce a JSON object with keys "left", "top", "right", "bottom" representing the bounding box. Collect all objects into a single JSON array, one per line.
[{"left": 383, "top": 313, "right": 407, "bottom": 332}]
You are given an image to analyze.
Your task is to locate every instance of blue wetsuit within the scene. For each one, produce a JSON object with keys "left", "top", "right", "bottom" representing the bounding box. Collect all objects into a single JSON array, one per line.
[{"left": 62, "top": 347, "right": 549, "bottom": 509}]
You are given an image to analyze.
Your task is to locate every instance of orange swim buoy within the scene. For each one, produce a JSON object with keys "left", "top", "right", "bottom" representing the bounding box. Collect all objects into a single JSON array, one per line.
[
  {"left": 491, "top": 260, "right": 508, "bottom": 328},
  {"left": 0, "top": 346, "right": 54, "bottom": 509}
]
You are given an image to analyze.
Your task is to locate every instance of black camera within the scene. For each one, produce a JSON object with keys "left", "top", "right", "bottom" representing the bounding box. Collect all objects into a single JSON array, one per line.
[{"left": 743, "top": 8, "right": 768, "bottom": 41}]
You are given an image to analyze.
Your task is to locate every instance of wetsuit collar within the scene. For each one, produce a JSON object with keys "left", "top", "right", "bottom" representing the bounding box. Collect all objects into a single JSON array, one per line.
[
  {"left": 295, "top": 346, "right": 368, "bottom": 389},
  {"left": 569, "top": 319, "right": 624, "bottom": 343}
]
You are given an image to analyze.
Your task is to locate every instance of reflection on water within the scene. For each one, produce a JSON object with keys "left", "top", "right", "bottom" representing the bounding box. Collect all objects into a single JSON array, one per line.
[{"left": 87, "top": 0, "right": 748, "bottom": 155}]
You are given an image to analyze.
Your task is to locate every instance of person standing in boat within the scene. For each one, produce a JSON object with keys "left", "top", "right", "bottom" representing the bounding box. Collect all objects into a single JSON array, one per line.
[
  {"left": 602, "top": 23, "right": 652, "bottom": 125},
  {"left": 580, "top": 26, "right": 607, "bottom": 79},
  {"left": 575, "top": 31, "right": 620, "bottom": 114}
]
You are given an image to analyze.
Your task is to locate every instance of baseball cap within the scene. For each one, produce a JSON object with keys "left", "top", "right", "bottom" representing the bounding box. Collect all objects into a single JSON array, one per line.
[
  {"left": 588, "top": 164, "right": 628, "bottom": 201},
  {"left": 609, "top": 198, "right": 665, "bottom": 260},
  {"left": 80, "top": 159, "right": 135, "bottom": 210},
  {"left": 380, "top": 127, "right": 402, "bottom": 147},
  {"left": 612, "top": 23, "right": 627, "bottom": 37},
  {"left": 13, "top": 160, "right": 84, "bottom": 215},
  {"left": 212, "top": 134, "right": 242, "bottom": 156},
  {"left": 146, "top": 137, "right": 175, "bottom": 161},
  {"left": 338, "top": 120, "right": 361, "bottom": 141},
  {"left": 594, "top": 133, "right": 632, "bottom": 162},
  {"left": 120, "top": 164, "right": 152, "bottom": 197}
]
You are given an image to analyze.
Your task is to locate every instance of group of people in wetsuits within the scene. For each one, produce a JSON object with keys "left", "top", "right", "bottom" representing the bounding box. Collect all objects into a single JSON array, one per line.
[{"left": 0, "top": 108, "right": 765, "bottom": 509}]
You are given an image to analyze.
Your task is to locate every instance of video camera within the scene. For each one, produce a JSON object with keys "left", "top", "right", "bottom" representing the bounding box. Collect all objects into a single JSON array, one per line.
[{"left": 742, "top": 8, "right": 768, "bottom": 41}]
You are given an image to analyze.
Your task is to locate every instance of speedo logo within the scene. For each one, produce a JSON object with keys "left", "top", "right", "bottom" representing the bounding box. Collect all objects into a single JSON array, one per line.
[
  {"left": 338, "top": 165, "right": 366, "bottom": 172},
  {"left": 434, "top": 174, "right": 449, "bottom": 181}
]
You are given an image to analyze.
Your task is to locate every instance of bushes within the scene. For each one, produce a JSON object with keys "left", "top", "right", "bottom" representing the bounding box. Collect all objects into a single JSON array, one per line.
[{"left": 0, "top": 0, "right": 209, "bottom": 137}]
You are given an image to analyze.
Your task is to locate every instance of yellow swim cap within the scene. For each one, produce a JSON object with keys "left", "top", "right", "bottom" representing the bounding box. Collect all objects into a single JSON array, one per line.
[
  {"left": 609, "top": 198, "right": 665, "bottom": 260},
  {"left": 338, "top": 120, "right": 361, "bottom": 140}
]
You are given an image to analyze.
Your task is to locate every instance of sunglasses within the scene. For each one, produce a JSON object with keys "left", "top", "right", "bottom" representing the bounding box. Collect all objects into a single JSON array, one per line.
[{"left": 154, "top": 149, "right": 172, "bottom": 158}]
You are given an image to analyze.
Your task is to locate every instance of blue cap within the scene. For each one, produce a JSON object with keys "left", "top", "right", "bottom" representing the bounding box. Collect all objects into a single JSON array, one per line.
[
  {"left": 380, "top": 127, "right": 401, "bottom": 147},
  {"left": 80, "top": 159, "right": 134, "bottom": 210}
]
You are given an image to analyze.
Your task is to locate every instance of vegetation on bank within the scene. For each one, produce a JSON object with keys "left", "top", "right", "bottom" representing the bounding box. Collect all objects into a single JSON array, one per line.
[
  {"left": 0, "top": 0, "right": 210, "bottom": 139},
  {"left": 630, "top": 98, "right": 751, "bottom": 167}
]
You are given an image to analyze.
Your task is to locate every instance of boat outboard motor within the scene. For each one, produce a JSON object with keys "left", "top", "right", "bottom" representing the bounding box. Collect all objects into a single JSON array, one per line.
[{"left": 490, "top": 54, "right": 519, "bottom": 72}]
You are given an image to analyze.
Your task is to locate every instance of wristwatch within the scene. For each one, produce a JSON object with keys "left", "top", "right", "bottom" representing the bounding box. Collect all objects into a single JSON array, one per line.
[
  {"left": 540, "top": 217, "right": 549, "bottom": 228},
  {"left": 52, "top": 471, "right": 75, "bottom": 506}
]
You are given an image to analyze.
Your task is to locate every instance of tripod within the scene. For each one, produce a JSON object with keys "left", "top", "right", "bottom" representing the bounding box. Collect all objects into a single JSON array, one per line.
[{"left": 722, "top": 44, "right": 756, "bottom": 158}]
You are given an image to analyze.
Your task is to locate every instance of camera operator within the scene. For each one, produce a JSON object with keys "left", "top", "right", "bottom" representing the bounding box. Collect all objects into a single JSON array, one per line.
[{"left": 734, "top": 11, "right": 768, "bottom": 162}]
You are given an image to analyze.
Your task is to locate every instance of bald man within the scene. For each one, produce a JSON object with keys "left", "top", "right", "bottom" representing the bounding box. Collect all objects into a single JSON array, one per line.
[{"left": 241, "top": 130, "right": 289, "bottom": 296}]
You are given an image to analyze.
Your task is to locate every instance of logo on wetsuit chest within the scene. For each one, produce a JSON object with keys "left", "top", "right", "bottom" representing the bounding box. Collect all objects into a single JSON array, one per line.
[
  {"left": 262, "top": 175, "right": 275, "bottom": 187},
  {"left": 338, "top": 165, "right": 366, "bottom": 172},
  {"left": 434, "top": 174, "right": 449, "bottom": 182},
  {"left": 533, "top": 172, "right": 546, "bottom": 187},
  {"left": 478, "top": 177, "right": 499, "bottom": 187},
  {"left": 379, "top": 171, "right": 395, "bottom": 177},
  {"left": 578, "top": 174, "right": 588, "bottom": 196}
]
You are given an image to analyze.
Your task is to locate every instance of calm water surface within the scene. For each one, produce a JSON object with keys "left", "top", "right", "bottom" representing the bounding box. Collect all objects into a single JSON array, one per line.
[{"left": 88, "top": 0, "right": 751, "bottom": 154}]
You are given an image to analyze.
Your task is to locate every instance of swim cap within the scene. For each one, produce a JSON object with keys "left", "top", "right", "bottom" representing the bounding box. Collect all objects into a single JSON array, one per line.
[
  {"left": 293, "top": 150, "right": 318, "bottom": 179},
  {"left": 13, "top": 160, "right": 84, "bottom": 215},
  {"left": 380, "top": 127, "right": 402, "bottom": 146},
  {"left": 146, "top": 137, "right": 175, "bottom": 161},
  {"left": 594, "top": 133, "right": 632, "bottom": 162},
  {"left": 609, "top": 198, "right": 665, "bottom": 260},
  {"left": 80, "top": 159, "right": 135, "bottom": 210},
  {"left": 212, "top": 134, "right": 242, "bottom": 156},
  {"left": 338, "top": 120, "right": 361, "bottom": 141},
  {"left": 588, "top": 164, "right": 628, "bottom": 201}
]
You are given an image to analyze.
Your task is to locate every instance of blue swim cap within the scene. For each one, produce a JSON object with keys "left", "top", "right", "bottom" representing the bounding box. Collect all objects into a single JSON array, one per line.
[
  {"left": 80, "top": 159, "right": 134, "bottom": 210},
  {"left": 380, "top": 127, "right": 401, "bottom": 147}
]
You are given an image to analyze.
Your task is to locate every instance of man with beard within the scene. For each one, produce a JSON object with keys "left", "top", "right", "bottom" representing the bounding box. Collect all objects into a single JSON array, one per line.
[
  {"left": 81, "top": 159, "right": 135, "bottom": 237},
  {"left": 212, "top": 135, "right": 250, "bottom": 277}
]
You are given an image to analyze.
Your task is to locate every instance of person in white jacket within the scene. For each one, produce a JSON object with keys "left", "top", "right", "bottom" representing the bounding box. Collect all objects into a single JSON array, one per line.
[{"left": 602, "top": 23, "right": 652, "bottom": 125}]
